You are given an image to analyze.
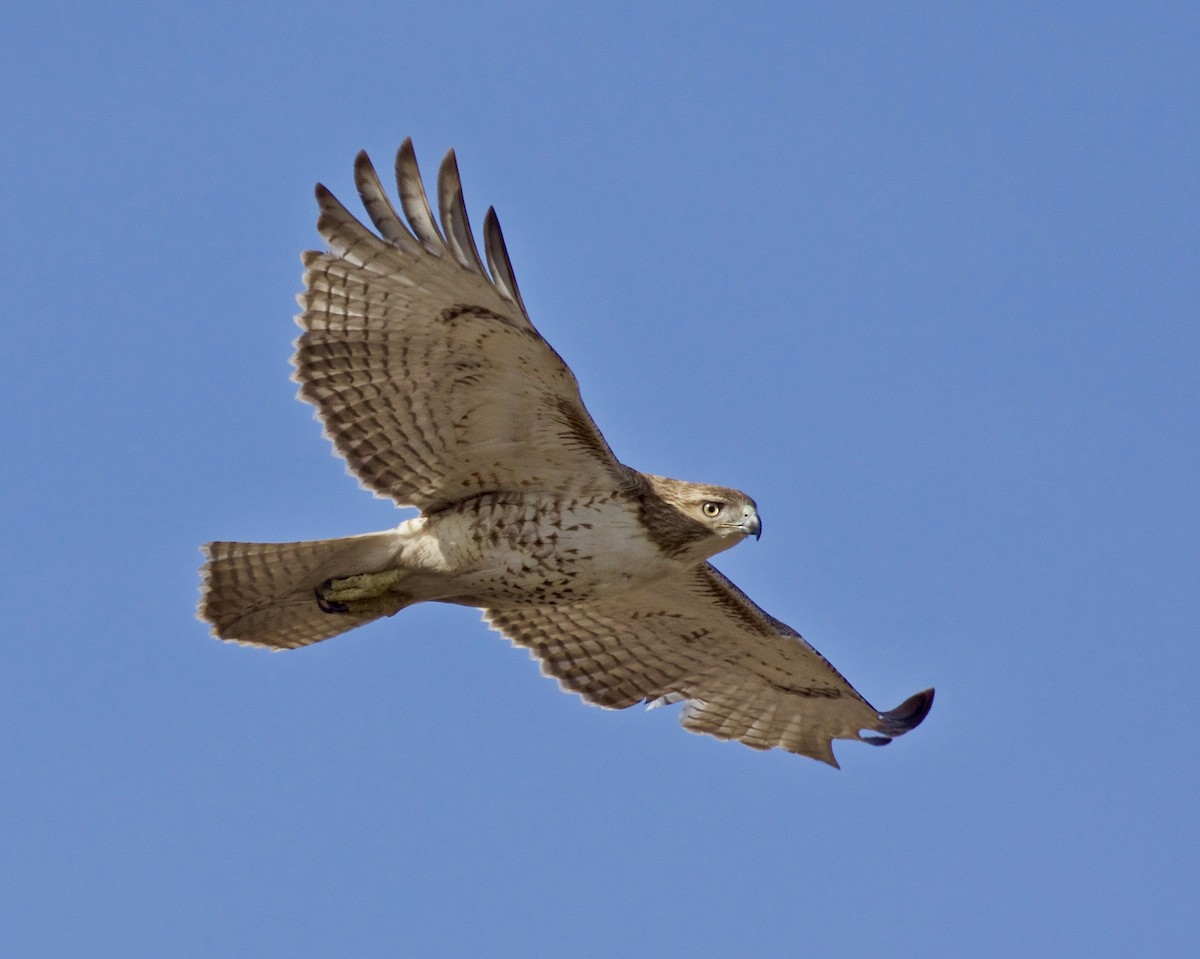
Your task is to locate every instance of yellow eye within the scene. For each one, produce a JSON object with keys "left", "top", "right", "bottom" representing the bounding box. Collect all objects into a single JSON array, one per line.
[{"left": 702, "top": 501, "right": 723, "bottom": 517}]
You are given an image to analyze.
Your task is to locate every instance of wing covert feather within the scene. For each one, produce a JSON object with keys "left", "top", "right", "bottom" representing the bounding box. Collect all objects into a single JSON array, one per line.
[
  {"left": 487, "top": 564, "right": 933, "bottom": 766},
  {"left": 294, "top": 141, "right": 629, "bottom": 508}
]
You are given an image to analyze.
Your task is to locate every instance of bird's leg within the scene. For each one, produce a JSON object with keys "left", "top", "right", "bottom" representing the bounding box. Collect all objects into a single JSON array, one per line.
[
  {"left": 316, "top": 567, "right": 411, "bottom": 615},
  {"left": 315, "top": 591, "right": 410, "bottom": 618}
]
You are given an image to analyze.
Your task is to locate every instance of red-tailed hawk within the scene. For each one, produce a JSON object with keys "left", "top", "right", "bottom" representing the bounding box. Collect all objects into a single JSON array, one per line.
[{"left": 199, "top": 140, "right": 933, "bottom": 766}]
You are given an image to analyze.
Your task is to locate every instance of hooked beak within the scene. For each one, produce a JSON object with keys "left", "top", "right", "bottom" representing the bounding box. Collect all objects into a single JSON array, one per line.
[{"left": 742, "top": 511, "right": 762, "bottom": 541}]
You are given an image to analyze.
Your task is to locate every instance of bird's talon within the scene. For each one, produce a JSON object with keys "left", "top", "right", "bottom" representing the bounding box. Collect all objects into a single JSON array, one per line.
[
  {"left": 321, "top": 567, "right": 409, "bottom": 603},
  {"left": 315, "top": 585, "right": 350, "bottom": 614}
]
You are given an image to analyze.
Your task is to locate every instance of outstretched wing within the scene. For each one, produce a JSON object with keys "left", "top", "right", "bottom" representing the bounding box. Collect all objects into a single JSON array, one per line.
[
  {"left": 294, "top": 140, "right": 632, "bottom": 510},
  {"left": 487, "top": 564, "right": 933, "bottom": 766}
]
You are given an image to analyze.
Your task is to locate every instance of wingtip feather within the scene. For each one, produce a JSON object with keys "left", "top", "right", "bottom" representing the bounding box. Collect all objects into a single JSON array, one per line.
[
  {"left": 354, "top": 149, "right": 416, "bottom": 249},
  {"left": 483, "top": 206, "right": 528, "bottom": 315},
  {"left": 394, "top": 138, "right": 445, "bottom": 251},
  {"left": 879, "top": 687, "right": 935, "bottom": 738},
  {"left": 437, "top": 148, "right": 488, "bottom": 275}
]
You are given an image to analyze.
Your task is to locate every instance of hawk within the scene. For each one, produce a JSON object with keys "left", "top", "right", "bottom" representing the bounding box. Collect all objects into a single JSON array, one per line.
[{"left": 199, "top": 140, "right": 933, "bottom": 766}]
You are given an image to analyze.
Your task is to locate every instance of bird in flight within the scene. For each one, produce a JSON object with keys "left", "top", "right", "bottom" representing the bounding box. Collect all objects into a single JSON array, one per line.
[{"left": 199, "top": 140, "right": 933, "bottom": 766}]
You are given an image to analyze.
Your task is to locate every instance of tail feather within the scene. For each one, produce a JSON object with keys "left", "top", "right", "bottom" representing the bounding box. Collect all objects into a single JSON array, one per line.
[{"left": 198, "top": 531, "right": 404, "bottom": 649}]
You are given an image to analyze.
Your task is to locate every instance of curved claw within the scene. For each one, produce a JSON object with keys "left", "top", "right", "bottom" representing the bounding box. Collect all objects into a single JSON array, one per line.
[{"left": 315, "top": 584, "right": 350, "bottom": 615}]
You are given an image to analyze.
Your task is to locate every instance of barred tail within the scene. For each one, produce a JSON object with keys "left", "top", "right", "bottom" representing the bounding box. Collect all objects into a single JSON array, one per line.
[{"left": 198, "top": 531, "right": 404, "bottom": 649}]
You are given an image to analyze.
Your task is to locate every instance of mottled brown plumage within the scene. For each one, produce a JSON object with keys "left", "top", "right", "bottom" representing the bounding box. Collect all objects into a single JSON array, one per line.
[{"left": 198, "top": 140, "right": 933, "bottom": 765}]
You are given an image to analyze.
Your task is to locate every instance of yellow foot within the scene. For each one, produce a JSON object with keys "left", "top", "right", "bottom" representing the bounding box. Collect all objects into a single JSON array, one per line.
[
  {"left": 317, "top": 592, "right": 410, "bottom": 618},
  {"left": 316, "top": 567, "right": 410, "bottom": 615},
  {"left": 324, "top": 567, "right": 410, "bottom": 602}
]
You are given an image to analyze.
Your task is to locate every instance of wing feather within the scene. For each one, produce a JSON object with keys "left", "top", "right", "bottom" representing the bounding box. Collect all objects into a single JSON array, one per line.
[
  {"left": 294, "top": 141, "right": 632, "bottom": 509},
  {"left": 394, "top": 137, "right": 446, "bottom": 252},
  {"left": 437, "top": 149, "right": 489, "bottom": 275},
  {"left": 315, "top": 184, "right": 409, "bottom": 276},
  {"left": 483, "top": 207, "right": 528, "bottom": 315},
  {"left": 487, "top": 564, "right": 933, "bottom": 766},
  {"left": 353, "top": 150, "right": 419, "bottom": 251}
]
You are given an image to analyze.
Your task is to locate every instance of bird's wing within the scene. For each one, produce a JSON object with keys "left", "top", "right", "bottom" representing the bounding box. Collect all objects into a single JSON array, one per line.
[
  {"left": 294, "top": 140, "right": 632, "bottom": 510},
  {"left": 486, "top": 564, "right": 933, "bottom": 766}
]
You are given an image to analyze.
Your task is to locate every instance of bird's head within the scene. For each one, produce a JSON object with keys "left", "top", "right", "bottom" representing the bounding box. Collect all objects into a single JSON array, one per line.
[
  {"left": 683, "top": 485, "right": 762, "bottom": 541},
  {"left": 640, "top": 474, "right": 762, "bottom": 561}
]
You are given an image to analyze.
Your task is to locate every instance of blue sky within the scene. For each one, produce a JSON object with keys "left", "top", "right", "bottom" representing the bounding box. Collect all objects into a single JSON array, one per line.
[{"left": 3, "top": 2, "right": 1197, "bottom": 955}]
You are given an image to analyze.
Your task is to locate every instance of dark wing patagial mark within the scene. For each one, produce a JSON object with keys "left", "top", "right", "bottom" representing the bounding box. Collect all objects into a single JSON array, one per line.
[{"left": 552, "top": 397, "right": 623, "bottom": 466}]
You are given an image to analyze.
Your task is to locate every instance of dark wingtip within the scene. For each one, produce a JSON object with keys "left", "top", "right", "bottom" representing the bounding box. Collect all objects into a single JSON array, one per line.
[{"left": 878, "top": 687, "right": 935, "bottom": 738}]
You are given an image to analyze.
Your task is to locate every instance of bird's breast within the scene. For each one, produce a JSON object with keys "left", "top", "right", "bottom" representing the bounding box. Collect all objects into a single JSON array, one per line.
[{"left": 423, "top": 491, "right": 677, "bottom": 606}]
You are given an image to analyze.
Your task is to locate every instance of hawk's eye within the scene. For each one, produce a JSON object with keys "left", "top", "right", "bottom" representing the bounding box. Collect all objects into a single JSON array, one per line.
[{"left": 702, "top": 501, "right": 723, "bottom": 517}]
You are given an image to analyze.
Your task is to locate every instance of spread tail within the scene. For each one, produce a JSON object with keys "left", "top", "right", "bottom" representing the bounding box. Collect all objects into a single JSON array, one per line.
[{"left": 198, "top": 531, "right": 406, "bottom": 649}]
